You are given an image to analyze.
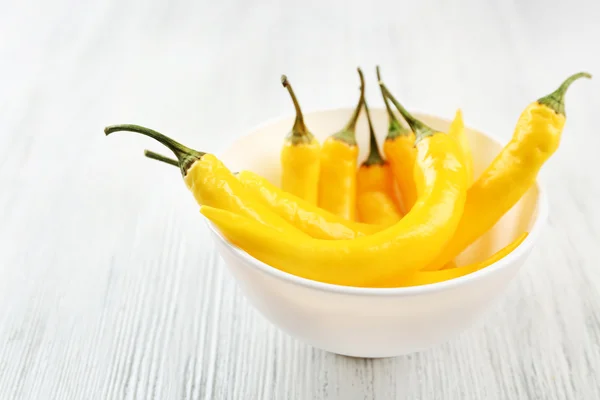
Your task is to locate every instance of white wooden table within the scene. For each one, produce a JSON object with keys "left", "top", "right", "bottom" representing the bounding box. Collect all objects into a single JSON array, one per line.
[{"left": 1, "top": 1, "right": 599, "bottom": 398}]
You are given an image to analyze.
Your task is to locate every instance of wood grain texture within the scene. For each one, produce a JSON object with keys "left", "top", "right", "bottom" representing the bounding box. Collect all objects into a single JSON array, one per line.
[{"left": 1, "top": 0, "right": 599, "bottom": 398}]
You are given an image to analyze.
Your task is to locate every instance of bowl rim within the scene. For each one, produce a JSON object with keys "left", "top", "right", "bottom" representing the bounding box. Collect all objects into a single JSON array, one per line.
[{"left": 205, "top": 107, "right": 548, "bottom": 297}]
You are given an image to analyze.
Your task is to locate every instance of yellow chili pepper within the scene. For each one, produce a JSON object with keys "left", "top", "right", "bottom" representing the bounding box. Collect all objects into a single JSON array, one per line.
[
  {"left": 378, "top": 232, "right": 528, "bottom": 288},
  {"left": 356, "top": 98, "right": 402, "bottom": 226},
  {"left": 200, "top": 91, "right": 468, "bottom": 287},
  {"left": 377, "top": 66, "right": 418, "bottom": 214},
  {"left": 423, "top": 72, "right": 591, "bottom": 271},
  {"left": 143, "top": 150, "right": 383, "bottom": 240},
  {"left": 448, "top": 109, "right": 474, "bottom": 184},
  {"left": 104, "top": 124, "right": 308, "bottom": 238},
  {"left": 280, "top": 75, "right": 320, "bottom": 204},
  {"left": 237, "top": 170, "right": 382, "bottom": 239},
  {"left": 317, "top": 68, "right": 365, "bottom": 220}
]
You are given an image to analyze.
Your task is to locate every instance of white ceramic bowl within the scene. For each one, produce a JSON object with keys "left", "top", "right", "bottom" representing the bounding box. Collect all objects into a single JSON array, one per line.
[{"left": 205, "top": 108, "right": 547, "bottom": 358}]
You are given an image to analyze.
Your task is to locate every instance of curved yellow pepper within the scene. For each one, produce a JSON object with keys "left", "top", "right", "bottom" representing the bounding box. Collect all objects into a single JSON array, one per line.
[
  {"left": 356, "top": 99, "right": 402, "bottom": 226},
  {"left": 104, "top": 124, "right": 309, "bottom": 239},
  {"left": 378, "top": 232, "right": 528, "bottom": 288},
  {"left": 280, "top": 75, "right": 321, "bottom": 204},
  {"left": 423, "top": 72, "right": 591, "bottom": 271},
  {"left": 377, "top": 66, "right": 418, "bottom": 214},
  {"left": 143, "top": 144, "right": 520, "bottom": 286},
  {"left": 237, "top": 170, "right": 382, "bottom": 239},
  {"left": 318, "top": 68, "right": 364, "bottom": 220},
  {"left": 201, "top": 93, "right": 468, "bottom": 287},
  {"left": 142, "top": 150, "right": 383, "bottom": 239},
  {"left": 448, "top": 109, "right": 474, "bottom": 184}
]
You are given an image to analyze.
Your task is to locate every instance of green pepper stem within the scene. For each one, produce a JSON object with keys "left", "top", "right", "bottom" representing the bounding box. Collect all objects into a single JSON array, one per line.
[
  {"left": 537, "top": 72, "right": 591, "bottom": 116},
  {"left": 376, "top": 66, "right": 395, "bottom": 121},
  {"left": 281, "top": 75, "right": 308, "bottom": 136},
  {"left": 343, "top": 67, "right": 366, "bottom": 132},
  {"left": 375, "top": 65, "right": 396, "bottom": 120},
  {"left": 362, "top": 99, "right": 385, "bottom": 166},
  {"left": 378, "top": 82, "right": 435, "bottom": 143},
  {"left": 144, "top": 150, "right": 239, "bottom": 175},
  {"left": 104, "top": 124, "right": 204, "bottom": 176},
  {"left": 331, "top": 68, "right": 365, "bottom": 145},
  {"left": 144, "top": 150, "right": 179, "bottom": 167},
  {"left": 376, "top": 66, "right": 409, "bottom": 139}
]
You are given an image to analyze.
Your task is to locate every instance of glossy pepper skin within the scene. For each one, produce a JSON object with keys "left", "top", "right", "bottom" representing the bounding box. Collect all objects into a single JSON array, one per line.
[
  {"left": 448, "top": 109, "right": 474, "bottom": 184},
  {"left": 104, "top": 124, "right": 309, "bottom": 239},
  {"left": 318, "top": 68, "right": 365, "bottom": 220},
  {"left": 280, "top": 75, "right": 321, "bottom": 204},
  {"left": 142, "top": 151, "right": 384, "bottom": 239},
  {"left": 201, "top": 92, "right": 468, "bottom": 287},
  {"left": 377, "top": 66, "right": 418, "bottom": 214},
  {"left": 237, "top": 170, "right": 381, "bottom": 239},
  {"left": 377, "top": 232, "right": 528, "bottom": 288},
  {"left": 356, "top": 99, "right": 402, "bottom": 226},
  {"left": 423, "top": 72, "right": 591, "bottom": 271}
]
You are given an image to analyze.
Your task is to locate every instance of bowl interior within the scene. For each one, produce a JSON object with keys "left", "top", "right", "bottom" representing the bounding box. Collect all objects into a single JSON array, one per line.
[{"left": 219, "top": 108, "right": 542, "bottom": 267}]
